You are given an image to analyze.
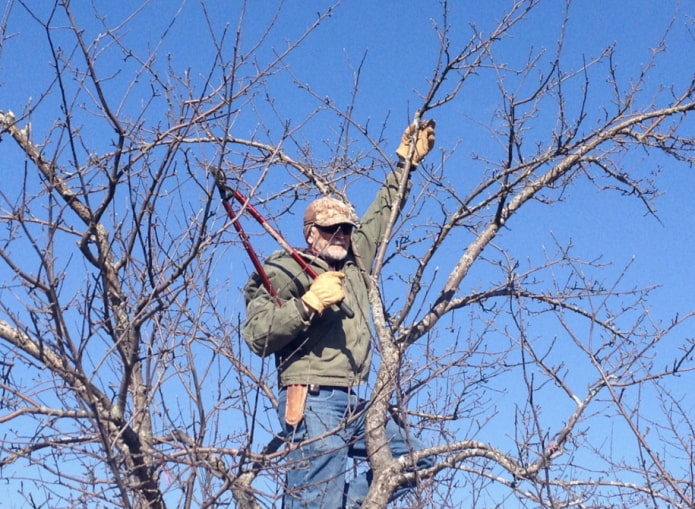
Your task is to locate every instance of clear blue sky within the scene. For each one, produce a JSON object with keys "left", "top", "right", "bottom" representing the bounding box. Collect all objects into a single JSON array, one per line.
[{"left": 1, "top": 0, "right": 694, "bottom": 507}]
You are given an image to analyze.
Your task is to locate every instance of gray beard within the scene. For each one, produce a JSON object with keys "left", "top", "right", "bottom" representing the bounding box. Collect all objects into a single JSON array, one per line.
[{"left": 318, "top": 245, "right": 348, "bottom": 265}]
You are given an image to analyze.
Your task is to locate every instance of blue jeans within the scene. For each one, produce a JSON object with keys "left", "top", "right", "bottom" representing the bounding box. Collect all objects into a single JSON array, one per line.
[{"left": 277, "top": 386, "right": 433, "bottom": 508}]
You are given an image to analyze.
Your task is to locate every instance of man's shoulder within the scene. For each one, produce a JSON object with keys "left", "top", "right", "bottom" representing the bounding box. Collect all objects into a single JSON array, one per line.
[
  {"left": 264, "top": 249, "right": 292, "bottom": 263},
  {"left": 264, "top": 248, "right": 312, "bottom": 266},
  {"left": 263, "top": 249, "right": 321, "bottom": 277}
]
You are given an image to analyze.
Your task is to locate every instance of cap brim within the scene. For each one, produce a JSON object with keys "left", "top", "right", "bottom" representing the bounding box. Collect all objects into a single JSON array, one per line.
[{"left": 315, "top": 219, "right": 357, "bottom": 227}]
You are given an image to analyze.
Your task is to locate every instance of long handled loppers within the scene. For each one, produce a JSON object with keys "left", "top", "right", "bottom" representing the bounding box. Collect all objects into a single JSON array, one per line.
[{"left": 215, "top": 169, "right": 355, "bottom": 318}]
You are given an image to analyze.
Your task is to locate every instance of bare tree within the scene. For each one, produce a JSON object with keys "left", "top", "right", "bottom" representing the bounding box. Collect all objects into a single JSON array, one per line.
[{"left": 1, "top": 0, "right": 694, "bottom": 508}]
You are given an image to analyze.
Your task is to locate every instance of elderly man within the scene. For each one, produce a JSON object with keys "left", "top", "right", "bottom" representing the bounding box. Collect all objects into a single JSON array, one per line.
[{"left": 242, "top": 121, "right": 436, "bottom": 508}]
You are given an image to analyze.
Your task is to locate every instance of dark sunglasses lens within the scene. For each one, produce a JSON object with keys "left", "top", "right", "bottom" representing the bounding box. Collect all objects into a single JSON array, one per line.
[{"left": 318, "top": 223, "right": 353, "bottom": 235}]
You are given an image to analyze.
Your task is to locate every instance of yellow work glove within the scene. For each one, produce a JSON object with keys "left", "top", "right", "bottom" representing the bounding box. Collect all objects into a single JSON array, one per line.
[
  {"left": 395, "top": 119, "right": 436, "bottom": 166},
  {"left": 301, "top": 271, "right": 346, "bottom": 315}
]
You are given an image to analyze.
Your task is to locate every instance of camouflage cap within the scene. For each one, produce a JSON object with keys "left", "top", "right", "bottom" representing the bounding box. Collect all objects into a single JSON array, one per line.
[{"left": 303, "top": 196, "right": 357, "bottom": 239}]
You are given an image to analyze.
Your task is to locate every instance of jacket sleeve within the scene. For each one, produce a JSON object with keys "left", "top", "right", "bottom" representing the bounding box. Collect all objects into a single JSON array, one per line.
[
  {"left": 352, "top": 165, "right": 411, "bottom": 270},
  {"left": 241, "top": 255, "right": 313, "bottom": 357}
]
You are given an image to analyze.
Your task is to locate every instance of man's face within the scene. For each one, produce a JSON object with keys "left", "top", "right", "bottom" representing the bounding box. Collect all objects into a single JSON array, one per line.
[{"left": 307, "top": 223, "right": 353, "bottom": 263}]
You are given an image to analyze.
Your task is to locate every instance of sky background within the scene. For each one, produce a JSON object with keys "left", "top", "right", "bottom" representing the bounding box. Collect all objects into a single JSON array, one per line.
[{"left": 1, "top": 0, "right": 694, "bottom": 507}]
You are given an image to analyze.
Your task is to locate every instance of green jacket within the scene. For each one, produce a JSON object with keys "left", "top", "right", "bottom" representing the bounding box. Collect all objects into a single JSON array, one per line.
[{"left": 242, "top": 167, "right": 410, "bottom": 388}]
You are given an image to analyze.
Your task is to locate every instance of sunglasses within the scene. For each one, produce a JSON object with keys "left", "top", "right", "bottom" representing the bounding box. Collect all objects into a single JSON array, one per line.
[{"left": 314, "top": 223, "right": 354, "bottom": 235}]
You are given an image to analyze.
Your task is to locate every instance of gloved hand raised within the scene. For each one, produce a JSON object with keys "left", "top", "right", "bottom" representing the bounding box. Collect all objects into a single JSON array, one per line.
[
  {"left": 396, "top": 119, "right": 436, "bottom": 166},
  {"left": 301, "top": 271, "right": 346, "bottom": 315}
]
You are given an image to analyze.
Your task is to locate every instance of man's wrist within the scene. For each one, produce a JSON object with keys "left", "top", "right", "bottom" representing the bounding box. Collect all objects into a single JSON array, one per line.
[
  {"left": 297, "top": 299, "right": 315, "bottom": 321},
  {"left": 396, "top": 159, "right": 416, "bottom": 169}
]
